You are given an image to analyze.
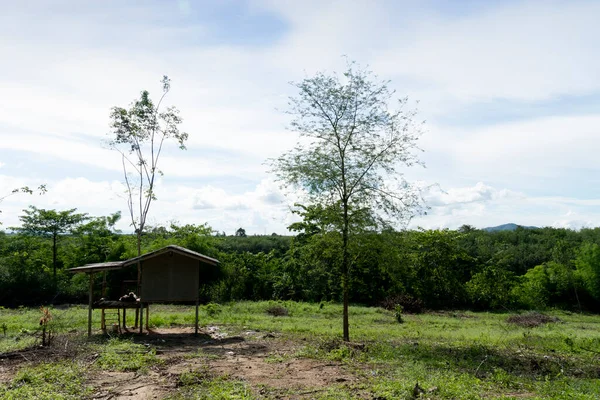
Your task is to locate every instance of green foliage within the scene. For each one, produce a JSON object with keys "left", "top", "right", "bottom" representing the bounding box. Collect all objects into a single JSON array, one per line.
[
  {"left": 12, "top": 206, "right": 88, "bottom": 281},
  {"left": 3, "top": 211, "right": 600, "bottom": 313},
  {"left": 394, "top": 304, "right": 403, "bottom": 323},
  {"left": 513, "top": 261, "right": 577, "bottom": 309},
  {"left": 575, "top": 242, "right": 600, "bottom": 301},
  {"left": 403, "top": 229, "right": 475, "bottom": 308},
  {"left": 467, "top": 266, "right": 517, "bottom": 309},
  {"left": 204, "top": 302, "right": 222, "bottom": 317}
]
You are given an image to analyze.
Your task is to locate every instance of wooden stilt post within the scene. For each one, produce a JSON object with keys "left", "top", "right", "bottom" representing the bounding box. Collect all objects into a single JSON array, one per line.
[
  {"left": 139, "top": 303, "right": 143, "bottom": 334},
  {"left": 123, "top": 308, "right": 127, "bottom": 329},
  {"left": 88, "top": 273, "right": 94, "bottom": 337},
  {"left": 145, "top": 304, "right": 149, "bottom": 330},
  {"left": 195, "top": 260, "right": 200, "bottom": 336},
  {"left": 195, "top": 298, "right": 199, "bottom": 335}
]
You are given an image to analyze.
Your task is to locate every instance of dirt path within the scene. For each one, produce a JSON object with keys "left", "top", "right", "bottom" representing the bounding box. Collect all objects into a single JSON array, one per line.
[{"left": 83, "top": 327, "right": 360, "bottom": 399}]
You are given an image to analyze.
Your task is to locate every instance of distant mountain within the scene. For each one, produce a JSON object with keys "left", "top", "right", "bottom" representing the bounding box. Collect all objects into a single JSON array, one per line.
[{"left": 483, "top": 223, "right": 538, "bottom": 232}]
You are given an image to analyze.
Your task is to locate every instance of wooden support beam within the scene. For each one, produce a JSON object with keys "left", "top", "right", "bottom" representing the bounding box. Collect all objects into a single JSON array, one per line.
[
  {"left": 145, "top": 304, "right": 149, "bottom": 330},
  {"left": 139, "top": 303, "right": 143, "bottom": 334},
  {"left": 88, "top": 272, "right": 94, "bottom": 337}
]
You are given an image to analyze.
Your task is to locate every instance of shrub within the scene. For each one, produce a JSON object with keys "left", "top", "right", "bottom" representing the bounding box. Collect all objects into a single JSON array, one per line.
[
  {"left": 265, "top": 305, "right": 288, "bottom": 317},
  {"left": 394, "top": 305, "right": 404, "bottom": 323},
  {"left": 381, "top": 294, "right": 423, "bottom": 314},
  {"left": 204, "top": 303, "right": 222, "bottom": 317}
]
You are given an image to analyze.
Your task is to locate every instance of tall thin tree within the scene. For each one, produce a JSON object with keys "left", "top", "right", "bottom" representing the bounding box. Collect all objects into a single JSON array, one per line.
[
  {"left": 107, "top": 76, "right": 188, "bottom": 287},
  {"left": 270, "top": 62, "right": 425, "bottom": 341}
]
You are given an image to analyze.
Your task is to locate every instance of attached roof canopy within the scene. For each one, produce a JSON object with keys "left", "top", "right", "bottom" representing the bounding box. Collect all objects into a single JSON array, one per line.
[{"left": 69, "top": 245, "right": 219, "bottom": 274}]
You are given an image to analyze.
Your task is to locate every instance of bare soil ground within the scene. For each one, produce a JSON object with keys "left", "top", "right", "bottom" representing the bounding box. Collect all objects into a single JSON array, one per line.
[{"left": 0, "top": 327, "right": 360, "bottom": 399}]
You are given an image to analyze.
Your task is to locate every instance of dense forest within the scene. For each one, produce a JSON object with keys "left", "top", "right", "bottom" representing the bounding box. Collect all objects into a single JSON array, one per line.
[{"left": 2, "top": 207, "right": 600, "bottom": 313}]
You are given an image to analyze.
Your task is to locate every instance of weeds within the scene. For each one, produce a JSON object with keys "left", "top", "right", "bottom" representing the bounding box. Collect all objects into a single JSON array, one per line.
[
  {"left": 39, "top": 307, "right": 53, "bottom": 347},
  {"left": 394, "top": 305, "right": 404, "bottom": 323},
  {"left": 205, "top": 302, "right": 222, "bottom": 317},
  {"left": 0, "top": 362, "right": 91, "bottom": 400}
]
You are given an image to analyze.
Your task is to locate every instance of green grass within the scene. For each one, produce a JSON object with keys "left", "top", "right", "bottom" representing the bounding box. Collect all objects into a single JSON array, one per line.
[
  {"left": 1, "top": 302, "right": 599, "bottom": 399},
  {"left": 0, "top": 362, "right": 92, "bottom": 400},
  {"left": 92, "top": 337, "right": 161, "bottom": 372},
  {"left": 167, "top": 367, "right": 254, "bottom": 400}
]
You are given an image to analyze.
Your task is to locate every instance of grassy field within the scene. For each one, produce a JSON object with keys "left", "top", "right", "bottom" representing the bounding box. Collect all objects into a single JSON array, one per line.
[{"left": 1, "top": 302, "right": 599, "bottom": 399}]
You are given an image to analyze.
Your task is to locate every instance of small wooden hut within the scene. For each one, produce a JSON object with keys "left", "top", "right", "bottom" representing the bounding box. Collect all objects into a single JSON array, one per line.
[{"left": 69, "top": 245, "right": 219, "bottom": 336}]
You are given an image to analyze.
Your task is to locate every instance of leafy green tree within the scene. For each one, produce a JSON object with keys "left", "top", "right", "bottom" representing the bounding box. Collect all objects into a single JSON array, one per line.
[
  {"left": 13, "top": 206, "right": 88, "bottom": 282},
  {"left": 466, "top": 266, "right": 517, "bottom": 309},
  {"left": 0, "top": 234, "right": 53, "bottom": 305},
  {"left": 513, "top": 261, "right": 576, "bottom": 309},
  {"left": 575, "top": 242, "right": 600, "bottom": 303},
  {"left": 108, "top": 75, "right": 188, "bottom": 288},
  {"left": 67, "top": 211, "right": 123, "bottom": 265},
  {"left": 270, "top": 62, "right": 425, "bottom": 341},
  {"left": 235, "top": 227, "right": 247, "bottom": 237},
  {"left": 405, "top": 230, "right": 474, "bottom": 308}
]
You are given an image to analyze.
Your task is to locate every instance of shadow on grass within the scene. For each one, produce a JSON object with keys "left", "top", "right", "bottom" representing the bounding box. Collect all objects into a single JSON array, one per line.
[{"left": 87, "top": 328, "right": 265, "bottom": 358}]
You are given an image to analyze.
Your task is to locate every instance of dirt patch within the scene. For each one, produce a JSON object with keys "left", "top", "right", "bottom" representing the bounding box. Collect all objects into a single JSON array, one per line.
[
  {"left": 88, "top": 371, "right": 170, "bottom": 400},
  {"left": 212, "top": 356, "right": 352, "bottom": 389},
  {"left": 0, "top": 327, "right": 361, "bottom": 399},
  {"left": 159, "top": 328, "right": 357, "bottom": 397},
  {"left": 507, "top": 312, "right": 562, "bottom": 328}
]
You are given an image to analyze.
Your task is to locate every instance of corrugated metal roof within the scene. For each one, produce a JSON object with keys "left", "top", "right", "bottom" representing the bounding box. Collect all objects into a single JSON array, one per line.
[
  {"left": 122, "top": 245, "right": 219, "bottom": 267},
  {"left": 69, "top": 261, "right": 126, "bottom": 273},
  {"left": 69, "top": 245, "right": 219, "bottom": 273}
]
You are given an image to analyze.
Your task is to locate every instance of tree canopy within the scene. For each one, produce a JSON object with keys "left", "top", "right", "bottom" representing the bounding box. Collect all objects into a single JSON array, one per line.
[{"left": 13, "top": 206, "right": 88, "bottom": 282}]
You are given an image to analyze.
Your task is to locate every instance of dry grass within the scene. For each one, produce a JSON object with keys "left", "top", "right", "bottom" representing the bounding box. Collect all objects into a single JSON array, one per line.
[{"left": 506, "top": 312, "right": 562, "bottom": 328}]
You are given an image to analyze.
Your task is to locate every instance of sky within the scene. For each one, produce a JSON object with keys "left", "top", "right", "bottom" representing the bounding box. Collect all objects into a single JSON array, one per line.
[{"left": 1, "top": 0, "right": 599, "bottom": 235}]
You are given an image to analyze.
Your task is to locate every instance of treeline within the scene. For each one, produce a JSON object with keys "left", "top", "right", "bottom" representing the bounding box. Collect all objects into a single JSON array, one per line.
[{"left": 1, "top": 209, "right": 600, "bottom": 312}]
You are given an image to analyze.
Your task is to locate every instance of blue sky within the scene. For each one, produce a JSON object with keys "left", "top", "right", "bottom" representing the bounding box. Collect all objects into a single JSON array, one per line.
[{"left": 1, "top": 0, "right": 600, "bottom": 234}]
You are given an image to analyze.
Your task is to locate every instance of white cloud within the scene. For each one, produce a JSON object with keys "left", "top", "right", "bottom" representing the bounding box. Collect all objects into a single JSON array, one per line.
[
  {"left": 425, "top": 182, "right": 523, "bottom": 207},
  {"left": 411, "top": 181, "right": 600, "bottom": 230},
  {"left": 373, "top": 1, "right": 600, "bottom": 103},
  {"left": 1, "top": 1, "right": 600, "bottom": 233}
]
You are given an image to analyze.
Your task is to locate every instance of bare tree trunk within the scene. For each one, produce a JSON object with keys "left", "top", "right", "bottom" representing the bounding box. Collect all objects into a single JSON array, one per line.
[
  {"left": 342, "top": 202, "right": 350, "bottom": 342},
  {"left": 135, "top": 231, "right": 142, "bottom": 329},
  {"left": 136, "top": 231, "right": 142, "bottom": 280}
]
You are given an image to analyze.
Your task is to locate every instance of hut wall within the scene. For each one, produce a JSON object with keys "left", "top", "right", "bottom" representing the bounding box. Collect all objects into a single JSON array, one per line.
[{"left": 141, "top": 252, "right": 199, "bottom": 302}]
